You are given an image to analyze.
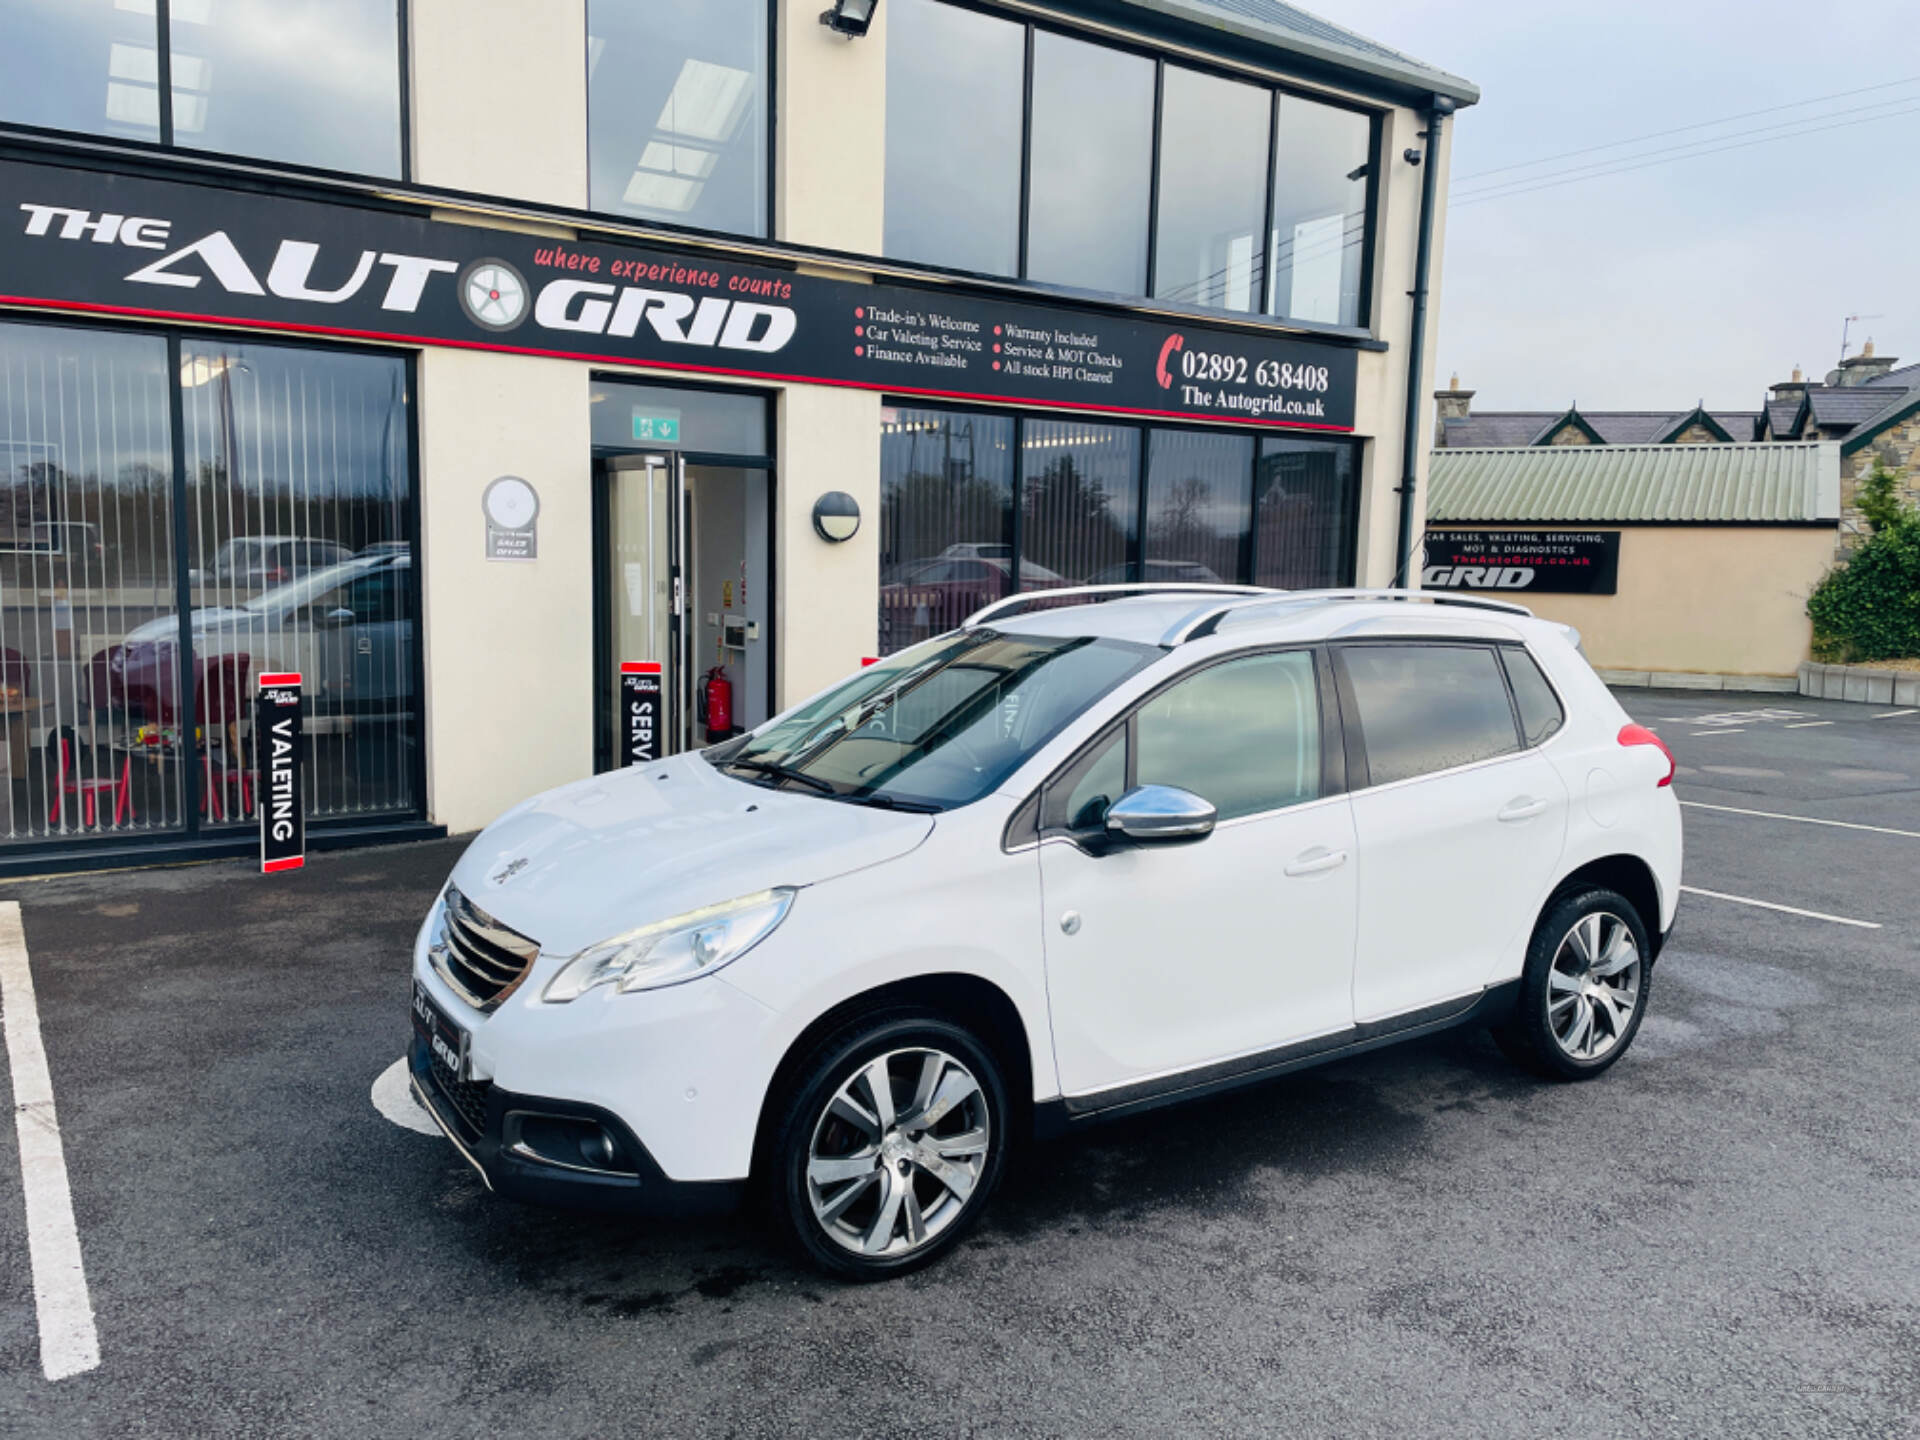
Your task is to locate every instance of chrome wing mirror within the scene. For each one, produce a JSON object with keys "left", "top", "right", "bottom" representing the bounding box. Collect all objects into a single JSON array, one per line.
[{"left": 1105, "top": 785, "right": 1217, "bottom": 844}]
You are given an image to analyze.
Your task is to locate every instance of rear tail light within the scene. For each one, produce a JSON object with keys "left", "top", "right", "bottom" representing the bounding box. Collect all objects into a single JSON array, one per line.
[{"left": 1618, "top": 724, "right": 1675, "bottom": 787}]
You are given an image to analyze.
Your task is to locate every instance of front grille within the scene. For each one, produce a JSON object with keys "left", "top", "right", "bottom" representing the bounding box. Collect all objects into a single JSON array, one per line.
[{"left": 431, "top": 885, "right": 540, "bottom": 1012}]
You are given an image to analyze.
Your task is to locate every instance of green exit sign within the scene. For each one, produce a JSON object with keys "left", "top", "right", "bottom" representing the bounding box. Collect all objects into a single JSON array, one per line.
[{"left": 632, "top": 409, "right": 682, "bottom": 443}]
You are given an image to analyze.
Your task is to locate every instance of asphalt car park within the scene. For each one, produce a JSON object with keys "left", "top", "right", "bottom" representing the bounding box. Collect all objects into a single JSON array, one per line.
[{"left": 0, "top": 690, "right": 1915, "bottom": 1438}]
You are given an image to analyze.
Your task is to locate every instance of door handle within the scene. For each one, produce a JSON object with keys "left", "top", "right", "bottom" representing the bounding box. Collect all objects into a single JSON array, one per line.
[
  {"left": 1284, "top": 846, "right": 1348, "bottom": 877},
  {"left": 1498, "top": 797, "right": 1550, "bottom": 823}
]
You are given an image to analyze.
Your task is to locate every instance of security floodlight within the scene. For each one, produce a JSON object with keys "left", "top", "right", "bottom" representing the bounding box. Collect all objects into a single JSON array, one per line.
[{"left": 820, "top": 0, "right": 878, "bottom": 38}]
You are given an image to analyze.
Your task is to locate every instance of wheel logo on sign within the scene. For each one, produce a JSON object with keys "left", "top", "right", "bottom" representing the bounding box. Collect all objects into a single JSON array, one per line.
[{"left": 459, "top": 258, "right": 529, "bottom": 331}]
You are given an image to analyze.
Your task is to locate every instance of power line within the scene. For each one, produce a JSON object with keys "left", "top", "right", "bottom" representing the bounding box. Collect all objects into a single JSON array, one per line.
[
  {"left": 1450, "top": 101, "right": 1920, "bottom": 209},
  {"left": 1452, "top": 73, "right": 1920, "bottom": 184},
  {"left": 1453, "top": 94, "right": 1920, "bottom": 202}
]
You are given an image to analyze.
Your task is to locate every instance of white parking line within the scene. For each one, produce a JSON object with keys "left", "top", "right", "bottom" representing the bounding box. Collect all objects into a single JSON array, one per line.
[
  {"left": 0, "top": 902, "right": 100, "bottom": 1381},
  {"left": 1875, "top": 709, "right": 1918, "bottom": 719},
  {"left": 372, "top": 1058, "right": 442, "bottom": 1137},
  {"left": 1690, "top": 729, "right": 1745, "bottom": 737},
  {"left": 1681, "top": 885, "right": 1880, "bottom": 930},
  {"left": 1784, "top": 721, "right": 1833, "bottom": 729},
  {"left": 1678, "top": 800, "right": 1920, "bottom": 840}
]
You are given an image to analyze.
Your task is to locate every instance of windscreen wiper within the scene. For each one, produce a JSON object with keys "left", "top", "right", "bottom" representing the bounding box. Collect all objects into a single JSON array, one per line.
[
  {"left": 723, "top": 757, "right": 838, "bottom": 796},
  {"left": 839, "top": 791, "right": 943, "bottom": 814}
]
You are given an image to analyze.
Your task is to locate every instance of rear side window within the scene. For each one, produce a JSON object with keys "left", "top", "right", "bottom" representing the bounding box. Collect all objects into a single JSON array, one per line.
[
  {"left": 1339, "top": 644, "right": 1520, "bottom": 787},
  {"left": 1502, "top": 647, "right": 1565, "bottom": 747}
]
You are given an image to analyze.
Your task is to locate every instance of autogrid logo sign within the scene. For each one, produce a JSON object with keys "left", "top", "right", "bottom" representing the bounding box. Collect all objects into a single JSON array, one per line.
[{"left": 0, "top": 157, "right": 1360, "bottom": 432}]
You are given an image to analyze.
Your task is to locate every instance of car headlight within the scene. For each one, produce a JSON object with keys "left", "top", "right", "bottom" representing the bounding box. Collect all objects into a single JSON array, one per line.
[{"left": 541, "top": 889, "right": 796, "bottom": 1002}]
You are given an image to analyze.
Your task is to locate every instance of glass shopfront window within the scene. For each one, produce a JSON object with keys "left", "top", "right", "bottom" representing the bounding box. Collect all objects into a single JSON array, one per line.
[
  {"left": 588, "top": 0, "right": 769, "bottom": 237},
  {"left": 883, "top": 0, "right": 1025, "bottom": 276},
  {"left": 0, "top": 319, "right": 418, "bottom": 856},
  {"left": 1269, "top": 96, "right": 1374, "bottom": 327},
  {"left": 1021, "top": 420, "right": 1139, "bottom": 588},
  {"left": 1145, "top": 429, "right": 1254, "bottom": 584},
  {"left": 878, "top": 3, "right": 1382, "bottom": 325},
  {"left": 876, "top": 402, "right": 1357, "bottom": 656},
  {"left": 879, "top": 407, "right": 1015, "bottom": 653},
  {"left": 1026, "top": 30, "right": 1155, "bottom": 297},
  {"left": 1254, "top": 437, "right": 1359, "bottom": 589},
  {"left": 0, "top": 0, "right": 404, "bottom": 177},
  {"left": 1152, "top": 66, "right": 1272, "bottom": 314}
]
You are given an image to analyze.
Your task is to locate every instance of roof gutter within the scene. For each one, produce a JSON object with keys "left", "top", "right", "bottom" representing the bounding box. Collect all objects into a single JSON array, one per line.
[{"left": 1393, "top": 95, "right": 1453, "bottom": 589}]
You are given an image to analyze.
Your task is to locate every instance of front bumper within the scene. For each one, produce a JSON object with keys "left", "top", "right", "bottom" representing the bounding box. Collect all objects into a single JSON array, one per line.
[{"left": 407, "top": 1034, "right": 744, "bottom": 1216}]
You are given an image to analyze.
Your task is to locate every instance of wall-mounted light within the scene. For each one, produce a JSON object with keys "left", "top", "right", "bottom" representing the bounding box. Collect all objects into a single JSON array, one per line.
[
  {"left": 812, "top": 491, "right": 862, "bottom": 543},
  {"left": 819, "top": 0, "right": 878, "bottom": 38}
]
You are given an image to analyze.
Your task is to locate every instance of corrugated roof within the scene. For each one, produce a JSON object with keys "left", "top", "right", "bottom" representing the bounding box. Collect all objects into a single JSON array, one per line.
[
  {"left": 1428, "top": 443, "right": 1840, "bottom": 524},
  {"left": 1113, "top": 0, "right": 1479, "bottom": 103}
]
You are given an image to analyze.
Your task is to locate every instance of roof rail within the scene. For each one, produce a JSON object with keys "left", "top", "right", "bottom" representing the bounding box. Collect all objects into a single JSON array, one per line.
[
  {"left": 963, "top": 583, "right": 1276, "bottom": 629},
  {"left": 1168, "top": 588, "right": 1536, "bottom": 645}
]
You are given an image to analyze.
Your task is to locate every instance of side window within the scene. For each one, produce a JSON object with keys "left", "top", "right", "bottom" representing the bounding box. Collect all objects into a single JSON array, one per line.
[
  {"left": 1049, "top": 729, "right": 1127, "bottom": 833},
  {"left": 1136, "top": 651, "right": 1321, "bottom": 821},
  {"left": 1339, "top": 645, "right": 1521, "bottom": 787},
  {"left": 1502, "top": 648, "right": 1566, "bottom": 747}
]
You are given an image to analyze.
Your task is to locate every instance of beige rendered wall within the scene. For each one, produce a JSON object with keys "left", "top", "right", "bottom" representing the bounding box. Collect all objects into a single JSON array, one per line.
[
  {"left": 776, "top": 385, "right": 883, "bottom": 706},
  {"left": 777, "top": 0, "right": 887, "bottom": 252},
  {"left": 410, "top": 0, "right": 588, "bottom": 209},
  {"left": 1518, "top": 526, "right": 1835, "bottom": 679},
  {"left": 1352, "top": 105, "right": 1454, "bottom": 587},
  {"left": 417, "top": 348, "right": 595, "bottom": 834}
]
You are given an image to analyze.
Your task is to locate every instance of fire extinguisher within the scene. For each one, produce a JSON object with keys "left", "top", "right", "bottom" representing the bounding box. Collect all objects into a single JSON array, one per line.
[{"left": 703, "top": 666, "right": 733, "bottom": 741}]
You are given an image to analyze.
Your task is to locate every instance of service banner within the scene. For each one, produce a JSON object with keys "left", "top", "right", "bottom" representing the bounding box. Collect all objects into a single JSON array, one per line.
[
  {"left": 0, "top": 157, "right": 1357, "bottom": 433},
  {"left": 1422, "top": 529, "right": 1621, "bottom": 595},
  {"left": 255, "top": 671, "right": 304, "bottom": 874},
  {"left": 618, "top": 662, "right": 662, "bottom": 768}
]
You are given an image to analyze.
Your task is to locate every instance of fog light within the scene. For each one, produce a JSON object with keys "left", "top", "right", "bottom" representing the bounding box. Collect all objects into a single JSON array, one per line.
[{"left": 508, "top": 1113, "right": 637, "bottom": 1177}]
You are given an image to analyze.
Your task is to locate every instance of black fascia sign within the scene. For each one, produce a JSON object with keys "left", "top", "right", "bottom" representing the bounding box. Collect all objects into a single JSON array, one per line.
[
  {"left": 256, "top": 672, "right": 305, "bottom": 873},
  {"left": 619, "top": 663, "right": 663, "bottom": 767},
  {"left": 1422, "top": 529, "right": 1622, "bottom": 595},
  {"left": 0, "top": 157, "right": 1358, "bottom": 433}
]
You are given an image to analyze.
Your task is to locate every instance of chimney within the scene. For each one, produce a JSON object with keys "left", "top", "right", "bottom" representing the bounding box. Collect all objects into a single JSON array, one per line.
[
  {"left": 1769, "top": 364, "right": 1809, "bottom": 403},
  {"left": 1836, "top": 338, "right": 1898, "bottom": 387},
  {"left": 1433, "top": 373, "right": 1474, "bottom": 447}
]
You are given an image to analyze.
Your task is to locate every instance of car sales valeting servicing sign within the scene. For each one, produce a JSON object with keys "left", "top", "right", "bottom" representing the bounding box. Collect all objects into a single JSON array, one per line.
[
  {"left": 0, "top": 157, "right": 1358, "bottom": 434},
  {"left": 256, "top": 672, "right": 304, "bottom": 874}
]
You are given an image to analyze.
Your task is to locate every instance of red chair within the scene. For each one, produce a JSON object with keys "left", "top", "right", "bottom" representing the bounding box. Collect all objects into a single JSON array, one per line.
[{"left": 49, "top": 734, "right": 131, "bottom": 829}]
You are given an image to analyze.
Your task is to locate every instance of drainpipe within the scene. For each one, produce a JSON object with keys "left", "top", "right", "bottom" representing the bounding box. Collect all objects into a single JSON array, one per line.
[{"left": 1393, "top": 94, "right": 1455, "bottom": 589}]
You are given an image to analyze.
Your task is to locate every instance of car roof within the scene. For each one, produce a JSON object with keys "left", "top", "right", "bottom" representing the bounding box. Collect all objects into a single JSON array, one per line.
[{"left": 985, "top": 590, "right": 1549, "bottom": 649}]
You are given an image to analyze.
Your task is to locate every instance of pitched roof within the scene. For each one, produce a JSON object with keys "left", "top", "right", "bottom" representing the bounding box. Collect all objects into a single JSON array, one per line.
[
  {"left": 1438, "top": 413, "right": 1559, "bottom": 448},
  {"left": 1428, "top": 443, "right": 1841, "bottom": 525},
  {"left": 1764, "top": 400, "right": 1801, "bottom": 437},
  {"left": 1865, "top": 361, "right": 1920, "bottom": 389},
  {"left": 1710, "top": 411, "right": 1763, "bottom": 441},
  {"left": 1805, "top": 387, "right": 1904, "bottom": 428},
  {"left": 1437, "top": 409, "right": 1762, "bottom": 447},
  {"left": 1113, "top": 1, "right": 1479, "bottom": 103}
]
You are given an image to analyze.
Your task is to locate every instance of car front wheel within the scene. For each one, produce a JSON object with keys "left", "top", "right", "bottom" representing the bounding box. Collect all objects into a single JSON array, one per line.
[
  {"left": 766, "top": 1013, "right": 1008, "bottom": 1280},
  {"left": 1496, "top": 886, "right": 1652, "bottom": 1081}
]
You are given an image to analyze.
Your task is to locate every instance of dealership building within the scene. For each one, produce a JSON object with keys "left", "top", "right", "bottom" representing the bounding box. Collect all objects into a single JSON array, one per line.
[{"left": 0, "top": 0, "right": 1474, "bottom": 872}]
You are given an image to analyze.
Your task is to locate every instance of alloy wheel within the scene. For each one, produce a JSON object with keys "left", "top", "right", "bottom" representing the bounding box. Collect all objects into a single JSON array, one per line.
[
  {"left": 1547, "top": 911, "right": 1642, "bottom": 1062},
  {"left": 806, "top": 1047, "right": 992, "bottom": 1258}
]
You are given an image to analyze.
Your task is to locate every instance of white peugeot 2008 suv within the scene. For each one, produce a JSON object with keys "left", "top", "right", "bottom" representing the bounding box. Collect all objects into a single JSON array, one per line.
[{"left": 409, "top": 586, "right": 1682, "bottom": 1279}]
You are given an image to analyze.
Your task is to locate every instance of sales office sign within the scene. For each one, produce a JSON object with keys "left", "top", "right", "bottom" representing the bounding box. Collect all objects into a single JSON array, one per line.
[{"left": 0, "top": 158, "right": 1357, "bottom": 432}]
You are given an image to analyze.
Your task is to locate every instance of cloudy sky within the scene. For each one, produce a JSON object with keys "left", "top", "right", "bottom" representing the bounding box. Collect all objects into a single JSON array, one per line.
[{"left": 1310, "top": 0, "right": 1918, "bottom": 412}]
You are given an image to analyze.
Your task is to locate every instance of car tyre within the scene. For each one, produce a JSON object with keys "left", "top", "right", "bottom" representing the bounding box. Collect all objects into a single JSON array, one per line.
[
  {"left": 1495, "top": 886, "right": 1652, "bottom": 1082},
  {"left": 764, "top": 1011, "right": 1008, "bottom": 1281}
]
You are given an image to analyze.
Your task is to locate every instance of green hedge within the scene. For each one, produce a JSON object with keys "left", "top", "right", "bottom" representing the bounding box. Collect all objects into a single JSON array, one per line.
[{"left": 1807, "top": 465, "right": 1920, "bottom": 662}]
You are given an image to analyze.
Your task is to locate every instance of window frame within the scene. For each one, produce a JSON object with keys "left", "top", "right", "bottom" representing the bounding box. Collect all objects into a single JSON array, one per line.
[
  {"left": 890, "top": 0, "right": 1383, "bottom": 329},
  {"left": 1026, "top": 641, "right": 1346, "bottom": 849},
  {"left": 583, "top": 0, "right": 779, "bottom": 241},
  {"left": 0, "top": 0, "right": 414, "bottom": 183},
  {"left": 880, "top": 397, "right": 1363, "bottom": 635},
  {"left": 0, "top": 307, "right": 429, "bottom": 874},
  {"left": 1331, "top": 638, "right": 1567, "bottom": 794}
]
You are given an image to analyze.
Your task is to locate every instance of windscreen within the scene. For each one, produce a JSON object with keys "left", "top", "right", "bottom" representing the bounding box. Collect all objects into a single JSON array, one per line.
[{"left": 712, "top": 630, "right": 1157, "bottom": 810}]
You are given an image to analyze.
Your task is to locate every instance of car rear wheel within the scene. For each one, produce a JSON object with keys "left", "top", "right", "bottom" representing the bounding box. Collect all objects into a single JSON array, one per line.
[
  {"left": 1496, "top": 886, "right": 1651, "bottom": 1082},
  {"left": 765, "top": 1013, "right": 1008, "bottom": 1280}
]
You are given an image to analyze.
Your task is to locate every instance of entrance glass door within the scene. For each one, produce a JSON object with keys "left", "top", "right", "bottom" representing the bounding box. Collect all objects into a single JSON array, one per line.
[{"left": 600, "top": 452, "right": 684, "bottom": 766}]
